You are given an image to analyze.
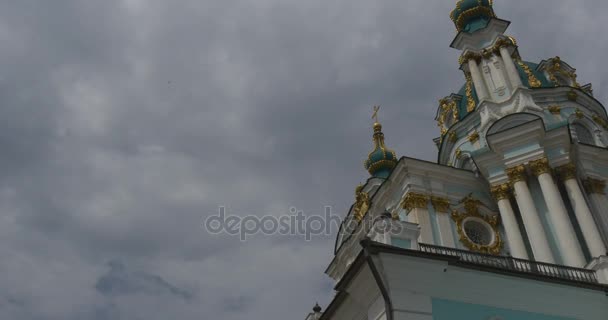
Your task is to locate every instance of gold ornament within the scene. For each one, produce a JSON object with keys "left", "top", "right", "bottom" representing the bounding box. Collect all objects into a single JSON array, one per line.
[
  {"left": 515, "top": 56, "right": 541, "bottom": 88},
  {"left": 491, "top": 184, "right": 511, "bottom": 201},
  {"left": 401, "top": 193, "right": 428, "bottom": 212},
  {"left": 452, "top": 195, "right": 503, "bottom": 255},
  {"left": 584, "top": 178, "right": 606, "bottom": 195},
  {"left": 448, "top": 131, "right": 458, "bottom": 143},
  {"left": 529, "top": 158, "right": 551, "bottom": 177},
  {"left": 431, "top": 197, "right": 450, "bottom": 213},
  {"left": 506, "top": 165, "right": 526, "bottom": 183},
  {"left": 548, "top": 105, "right": 561, "bottom": 115},
  {"left": 557, "top": 163, "right": 577, "bottom": 181},
  {"left": 575, "top": 108, "right": 584, "bottom": 119},
  {"left": 468, "top": 131, "right": 480, "bottom": 143},
  {"left": 353, "top": 185, "right": 370, "bottom": 222},
  {"left": 567, "top": 91, "right": 578, "bottom": 101},
  {"left": 464, "top": 73, "right": 477, "bottom": 112}
]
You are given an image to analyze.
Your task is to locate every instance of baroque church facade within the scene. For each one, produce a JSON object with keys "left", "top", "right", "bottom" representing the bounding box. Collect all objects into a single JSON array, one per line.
[{"left": 306, "top": 1, "right": 608, "bottom": 320}]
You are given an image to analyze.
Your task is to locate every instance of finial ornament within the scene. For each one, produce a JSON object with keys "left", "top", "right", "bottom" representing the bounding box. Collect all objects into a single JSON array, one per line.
[{"left": 372, "top": 105, "right": 381, "bottom": 123}]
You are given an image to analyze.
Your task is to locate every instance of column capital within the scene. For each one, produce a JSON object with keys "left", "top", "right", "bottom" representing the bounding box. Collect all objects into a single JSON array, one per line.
[
  {"left": 557, "top": 163, "right": 577, "bottom": 181},
  {"left": 529, "top": 158, "right": 551, "bottom": 177},
  {"left": 584, "top": 178, "right": 606, "bottom": 195},
  {"left": 491, "top": 184, "right": 511, "bottom": 201},
  {"left": 401, "top": 193, "right": 428, "bottom": 211},
  {"left": 431, "top": 196, "right": 450, "bottom": 213},
  {"left": 506, "top": 165, "right": 527, "bottom": 183}
]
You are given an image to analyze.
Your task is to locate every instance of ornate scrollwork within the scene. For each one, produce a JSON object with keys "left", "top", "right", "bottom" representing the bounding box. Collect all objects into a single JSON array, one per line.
[
  {"left": 575, "top": 108, "right": 584, "bottom": 119},
  {"left": 437, "top": 98, "right": 459, "bottom": 137},
  {"left": 401, "top": 193, "right": 428, "bottom": 212},
  {"left": 464, "top": 73, "right": 477, "bottom": 112},
  {"left": 542, "top": 56, "right": 580, "bottom": 88},
  {"left": 451, "top": 195, "right": 502, "bottom": 255},
  {"left": 567, "top": 90, "right": 578, "bottom": 101},
  {"left": 353, "top": 185, "right": 370, "bottom": 222}
]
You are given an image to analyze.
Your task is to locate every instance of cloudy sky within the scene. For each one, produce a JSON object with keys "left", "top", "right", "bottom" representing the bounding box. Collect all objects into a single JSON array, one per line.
[{"left": 0, "top": 0, "right": 607, "bottom": 319}]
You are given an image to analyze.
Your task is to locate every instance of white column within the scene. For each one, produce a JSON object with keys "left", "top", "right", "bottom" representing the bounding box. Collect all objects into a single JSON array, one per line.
[
  {"left": 531, "top": 159, "right": 586, "bottom": 267},
  {"left": 432, "top": 197, "right": 455, "bottom": 248},
  {"left": 491, "top": 184, "right": 528, "bottom": 260},
  {"left": 559, "top": 170, "right": 608, "bottom": 258},
  {"left": 499, "top": 46, "right": 523, "bottom": 88},
  {"left": 468, "top": 58, "right": 489, "bottom": 101},
  {"left": 507, "top": 165, "right": 555, "bottom": 264},
  {"left": 587, "top": 179, "right": 608, "bottom": 244},
  {"left": 403, "top": 193, "right": 433, "bottom": 244}
]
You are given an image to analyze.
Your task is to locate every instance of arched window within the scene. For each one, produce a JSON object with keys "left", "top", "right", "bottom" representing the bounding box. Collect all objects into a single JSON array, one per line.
[{"left": 572, "top": 123, "right": 595, "bottom": 145}]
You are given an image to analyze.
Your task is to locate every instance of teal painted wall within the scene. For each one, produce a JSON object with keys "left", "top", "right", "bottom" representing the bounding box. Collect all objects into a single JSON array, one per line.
[
  {"left": 391, "top": 237, "right": 411, "bottom": 249},
  {"left": 432, "top": 298, "right": 574, "bottom": 320}
]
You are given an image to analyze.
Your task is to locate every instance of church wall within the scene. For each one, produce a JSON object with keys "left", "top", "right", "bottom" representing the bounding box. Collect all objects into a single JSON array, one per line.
[{"left": 431, "top": 298, "right": 573, "bottom": 320}]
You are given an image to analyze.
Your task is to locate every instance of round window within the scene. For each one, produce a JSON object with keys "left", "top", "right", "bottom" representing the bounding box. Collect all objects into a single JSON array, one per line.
[{"left": 463, "top": 219, "right": 493, "bottom": 246}]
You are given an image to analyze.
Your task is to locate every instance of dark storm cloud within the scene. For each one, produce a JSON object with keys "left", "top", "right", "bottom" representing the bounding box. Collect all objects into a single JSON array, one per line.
[{"left": 0, "top": 1, "right": 606, "bottom": 319}]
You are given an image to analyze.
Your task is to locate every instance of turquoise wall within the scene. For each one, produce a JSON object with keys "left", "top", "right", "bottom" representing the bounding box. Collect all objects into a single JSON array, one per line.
[{"left": 432, "top": 298, "right": 574, "bottom": 320}]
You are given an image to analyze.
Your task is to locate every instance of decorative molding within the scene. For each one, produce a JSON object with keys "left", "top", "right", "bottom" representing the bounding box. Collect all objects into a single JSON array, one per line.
[
  {"left": 431, "top": 197, "right": 450, "bottom": 213},
  {"left": 455, "top": 148, "right": 462, "bottom": 159},
  {"left": 401, "top": 193, "right": 428, "bottom": 212},
  {"left": 575, "top": 108, "right": 584, "bottom": 119},
  {"left": 567, "top": 90, "right": 578, "bottom": 101},
  {"left": 557, "top": 163, "right": 577, "bottom": 181},
  {"left": 353, "top": 185, "right": 370, "bottom": 222},
  {"left": 451, "top": 195, "right": 502, "bottom": 255},
  {"left": 490, "top": 184, "right": 511, "bottom": 201},
  {"left": 529, "top": 158, "right": 551, "bottom": 177},
  {"left": 506, "top": 165, "right": 526, "bottom": 183},
  {"left": 584, "top": 178, "right": 606, "bottom": 195}
]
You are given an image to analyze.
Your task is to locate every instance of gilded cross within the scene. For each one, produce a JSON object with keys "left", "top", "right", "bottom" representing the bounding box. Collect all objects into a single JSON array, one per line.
[{"left": 372, "top": 105, "right": 381, "bottom": 123}]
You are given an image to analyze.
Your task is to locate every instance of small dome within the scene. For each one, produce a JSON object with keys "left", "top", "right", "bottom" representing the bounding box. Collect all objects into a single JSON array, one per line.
[
  {"left": 364, "top": 122, "right": 398, "bottom": 178},
  {"left": 450, "top": 0, "right": 496, "bottom": 33}
]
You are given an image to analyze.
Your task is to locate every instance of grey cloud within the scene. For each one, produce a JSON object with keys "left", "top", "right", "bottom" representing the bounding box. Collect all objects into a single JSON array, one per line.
[{"left": 0, "top": 1, "right": 606, "bottom": 320}]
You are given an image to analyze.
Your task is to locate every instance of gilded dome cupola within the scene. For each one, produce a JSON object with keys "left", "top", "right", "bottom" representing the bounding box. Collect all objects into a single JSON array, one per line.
[
  {"left": 364, "top": 106, "right": 398, "bottom": 179},
  {"left": 450, "top": 0, "right": 496, "bottom": 33}
]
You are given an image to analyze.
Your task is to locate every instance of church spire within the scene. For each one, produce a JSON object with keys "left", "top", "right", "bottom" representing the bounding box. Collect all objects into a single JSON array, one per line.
[{"left": 364, "top": 106, "right": 398, "bottom": 178}]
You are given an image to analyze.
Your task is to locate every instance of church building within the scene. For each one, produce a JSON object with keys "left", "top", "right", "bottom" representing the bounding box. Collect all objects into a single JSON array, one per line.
[{"left": 306, "top": 1, "right": 608, "bottom": 319}]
